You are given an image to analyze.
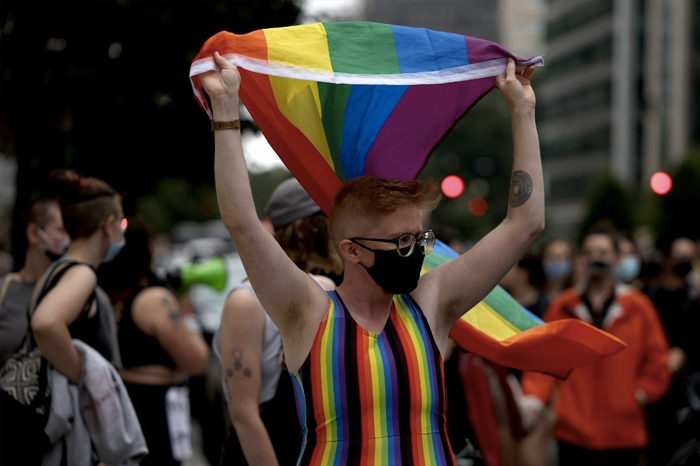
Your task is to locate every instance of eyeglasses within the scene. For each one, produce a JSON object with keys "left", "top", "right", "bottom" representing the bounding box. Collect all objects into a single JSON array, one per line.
[{"left": 350, "top": 230, "right": 435, "bottom": 258}]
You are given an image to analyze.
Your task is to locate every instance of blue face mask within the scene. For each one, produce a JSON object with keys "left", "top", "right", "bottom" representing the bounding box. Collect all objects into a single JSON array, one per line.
[
  {"left": 542, "top": 259, "right": 572, "bottom": 280},
  {"left": 103, "top": 237, "right": 126, "bottom": 263},
  {"left": 616, "top": 255, "right": 641, "bottom": 282}
]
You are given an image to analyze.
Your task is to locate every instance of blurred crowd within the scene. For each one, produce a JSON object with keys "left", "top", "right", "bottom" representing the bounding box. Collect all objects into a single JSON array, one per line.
[
  {"left": 445, "top": 227, "right": 700, "bottom": 466},
  {"left": 1, "top": 170, "right": 699, "bottom": 466}
]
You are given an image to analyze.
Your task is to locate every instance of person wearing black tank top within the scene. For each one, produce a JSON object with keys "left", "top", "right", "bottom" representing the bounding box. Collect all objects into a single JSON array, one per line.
[
  {"left": 99, "top": 215, "right": 210, "bottom": 466},
  {"left": 2, "top": 169, "right": 126, "bottom": 466}
]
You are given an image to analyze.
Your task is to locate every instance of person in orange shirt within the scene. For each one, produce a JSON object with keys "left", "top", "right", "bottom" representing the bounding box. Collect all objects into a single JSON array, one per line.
[{"left": 520, "top": 227, "right": 670, "bottom": 466}]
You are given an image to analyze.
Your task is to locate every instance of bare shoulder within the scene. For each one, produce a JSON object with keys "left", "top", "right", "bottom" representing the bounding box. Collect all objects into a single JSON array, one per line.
[
  {"left": 132, "top": 286, "right": 175, "bottom": 309},
  {"left": 311, "top": 274, "right": 336, "bottom": 291},
  {"left": 223, "top": 285, "right": 264, "bottom": 318}
]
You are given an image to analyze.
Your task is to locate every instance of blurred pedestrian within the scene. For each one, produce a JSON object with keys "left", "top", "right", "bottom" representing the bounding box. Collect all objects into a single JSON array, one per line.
[
  {"left": 615, "top": 234, "right": 644, "bottom": 288},
  {"left": 2, "top": 169, "right": 132, "bottom": 465},
  {"left": 540, "top": 237, "right": 575, "bottom": 303},
  {"left": 213, "top": 177, "right": 341, "bottom": 465},
  {"left": 521, "top": 227, "right": 671, "bottom": 466},
  {"left": 644, "top": 236, "right": 700, "bottom": 466},
  {"left": 500, "top": 250, "right": 548, "bottom": 318},
  {"left": 98, "top": 215, "right": 210, "bottom": 466},
  {"left": 0, "top": 195, "right": 69, "bottom": 369}
]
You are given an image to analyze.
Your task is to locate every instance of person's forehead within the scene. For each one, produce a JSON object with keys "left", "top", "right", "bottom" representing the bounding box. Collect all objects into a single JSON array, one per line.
[
  {"left": 583, "top": 234, "right": 615, "bottom": 251},
  {"left": 544, "top": 240, "right": 572, "bottom": 258},
  {"left": 364, "top": 205, "right": 423, "bottom": 238},
  {"left": 671, "top": 238, "right": 696, "bottom": 257}
]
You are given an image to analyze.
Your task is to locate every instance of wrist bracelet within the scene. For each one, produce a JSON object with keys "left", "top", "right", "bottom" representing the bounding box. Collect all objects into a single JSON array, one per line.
[{"left": 211, "top": 119, "right": 241, "bottom": 131}]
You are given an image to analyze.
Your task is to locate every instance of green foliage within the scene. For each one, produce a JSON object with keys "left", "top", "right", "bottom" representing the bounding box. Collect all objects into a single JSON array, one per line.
[
  {"left": 577, "top": 172, "right": 635, "bottom": 244},
  {"left": 2, "top": 0, "right": 302, "bottom": 246}
]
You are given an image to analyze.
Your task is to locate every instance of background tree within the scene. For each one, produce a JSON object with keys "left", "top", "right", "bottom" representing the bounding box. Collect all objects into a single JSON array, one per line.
[
  {"left": 0, "top": 0, "right": 301, "bottom": 266},
  {"left": 576, "top": 172, "right": 635, "bottom": 246},
  {"left": 655, "top": 146, "right": 700, "bottom": 253}
]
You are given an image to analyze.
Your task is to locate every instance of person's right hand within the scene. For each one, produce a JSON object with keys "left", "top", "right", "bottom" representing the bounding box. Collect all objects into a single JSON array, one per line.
[
  {"left": 495, "top": 57, "right": 536, "bottom": 114},
  {"left": 200, "top": 51, "right": 241, "bottom": 102}
]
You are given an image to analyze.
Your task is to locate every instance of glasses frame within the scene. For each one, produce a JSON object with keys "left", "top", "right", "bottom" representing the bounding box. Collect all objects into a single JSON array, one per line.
[{"left": 350, "top": 230, "right": 435, "bottom": 258}]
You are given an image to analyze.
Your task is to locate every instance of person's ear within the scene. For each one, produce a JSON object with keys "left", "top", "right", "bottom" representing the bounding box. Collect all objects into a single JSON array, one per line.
[
  {"left": 26, "top": 223, "right": 43, "bottom": 245},
  {"left": 103, "top": 214, "right": 116, "bottom": 235},
  {"left": 339, "top": 239, "right": 361, "bottom": 264}
]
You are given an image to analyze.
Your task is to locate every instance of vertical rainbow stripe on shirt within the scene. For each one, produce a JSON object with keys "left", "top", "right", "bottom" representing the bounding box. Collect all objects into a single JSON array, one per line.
[{"left": 290, "top": 291, "right": 455, "bottom": 465}]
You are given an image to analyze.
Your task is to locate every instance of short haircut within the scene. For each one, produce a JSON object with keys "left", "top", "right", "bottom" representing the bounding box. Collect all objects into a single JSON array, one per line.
[
  {"left": 584, "top": 226, "right": 620, "bottom": 254},
  {"left": 329, "top": 175, "right": 441, "bottom": 247},
  {"left": 20, "top": 196, "right": 60, "bottom": 231},
  {"left": 48, "top": 169, "right": 120, "bottom": 239}
]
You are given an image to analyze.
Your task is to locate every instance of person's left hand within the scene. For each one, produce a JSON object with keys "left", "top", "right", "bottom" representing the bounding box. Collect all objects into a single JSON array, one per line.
[
  {"left": 495, "top": 58, "right": 536, "bottom": 113},
  {"left": 199, "top": 51, "right": 242, "bottom": 103}
]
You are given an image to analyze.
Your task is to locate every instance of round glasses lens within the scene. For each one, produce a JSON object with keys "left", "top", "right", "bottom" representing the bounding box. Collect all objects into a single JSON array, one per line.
[
  {"left": 398, "top": 244, "right": 414, "bottom": 257},
  {"left": 420, "top": 231, "right": 435, "bottom": 255},
  {"left": 397, "top": 233, "right": 415, "bottom": 249}
]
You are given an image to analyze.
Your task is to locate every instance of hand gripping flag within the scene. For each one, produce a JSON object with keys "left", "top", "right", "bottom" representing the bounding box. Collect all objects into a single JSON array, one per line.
[{"left": 190, "top": 21, "right": 625, "bottom": 379}]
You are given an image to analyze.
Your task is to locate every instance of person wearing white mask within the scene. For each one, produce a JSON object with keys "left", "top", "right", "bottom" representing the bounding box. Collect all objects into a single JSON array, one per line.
[
  {"left": 615, "top": 235, "right": 642, "bottom": 288},
  {"left": 2, "top": 169, "right": 126, "bottom": 466},
  {"left": 540, "top": 237, "right": 574, "bottom": 302},
  {"left": 0, "top": 196, "right": 70, "bottom": 368}
]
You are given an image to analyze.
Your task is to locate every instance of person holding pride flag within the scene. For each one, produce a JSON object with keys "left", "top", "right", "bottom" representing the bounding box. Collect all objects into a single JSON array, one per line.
[{"left": 198, "top": 45, "right": 543, "bottom": 465}]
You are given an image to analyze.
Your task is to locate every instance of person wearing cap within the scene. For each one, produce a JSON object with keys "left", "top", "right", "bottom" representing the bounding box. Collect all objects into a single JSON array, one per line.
[
  {"left": 213, "top": 177, "right": 341, "bottom": 466},
  {"left": 200, "top": 53, "right": 543, "bottom": 465}
]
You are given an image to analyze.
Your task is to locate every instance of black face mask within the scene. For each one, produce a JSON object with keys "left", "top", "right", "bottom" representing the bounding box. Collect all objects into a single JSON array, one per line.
[
  {"left": 45, "top": 246, "right": 68, "bottom": 262},
  {"left": 359, "top": 245, "right": 425, "bottom": 295},
  {"left": 588, "top": 259, "right": 612, "bottom": 279},
  {"left": 673, "top": 261, "right": 693, "bottom": 278}
]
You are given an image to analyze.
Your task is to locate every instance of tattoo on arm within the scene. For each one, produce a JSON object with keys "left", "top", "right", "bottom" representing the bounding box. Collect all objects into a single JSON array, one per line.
[
  {"left": 225, "top": 349, "right": 253, "bottom": 378},
  {"left": 509, "top": 170, "right": 533, "bottom": 208},
  {"left": 162, "top": 296, "right": 182, "bottom": 323}
]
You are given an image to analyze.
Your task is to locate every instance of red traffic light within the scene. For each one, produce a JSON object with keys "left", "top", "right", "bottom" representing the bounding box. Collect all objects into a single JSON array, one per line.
[
  {"left": 650, "top": 171, "right": 672, "bottom": 195},
  {"left": 441, "top": 175, "right": 464, "bottom": 198}
]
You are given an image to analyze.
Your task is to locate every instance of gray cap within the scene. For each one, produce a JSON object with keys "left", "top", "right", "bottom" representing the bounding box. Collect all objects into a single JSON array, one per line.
[{"left": 265, "top": 178, "right": 322, "bottom": 229}]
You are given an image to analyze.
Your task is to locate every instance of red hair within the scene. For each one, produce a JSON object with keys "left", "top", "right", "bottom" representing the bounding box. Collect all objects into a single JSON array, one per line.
[{"left": 329, "top": 175, "right": 441, "bottom": 246}]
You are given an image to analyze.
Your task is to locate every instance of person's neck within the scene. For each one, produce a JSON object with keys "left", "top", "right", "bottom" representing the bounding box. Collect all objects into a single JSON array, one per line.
[
  {"left": 62, "top": 236, "right": 104, "bottom": 270},
  {"left": 336, "top": 266, "right": 394, "bottom": 333},
  {"left": 585, "top": 276, "right": 615, "bottom": 308},
  {"left": 16, "top": 249, "right": 52, "bottom": 282}
]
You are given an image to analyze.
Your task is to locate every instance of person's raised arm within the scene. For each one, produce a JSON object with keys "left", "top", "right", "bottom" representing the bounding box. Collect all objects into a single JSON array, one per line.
[
  {"left": 199, "top": 52, "right": 328, "bottom": 332},
  {"left": 419, "top": 58, "right": 544, "bottom": 334}
]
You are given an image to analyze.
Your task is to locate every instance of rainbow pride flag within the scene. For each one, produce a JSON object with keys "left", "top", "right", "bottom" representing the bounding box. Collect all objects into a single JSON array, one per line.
[
  {"left": 426, "top": 241, "right": 625, "bottom": 379},
  {"left": 190, "top": 22, "right": 625, "bottom": 379},
  {"left": 190, "top": 21, "right": 543, "bottom": 214}
]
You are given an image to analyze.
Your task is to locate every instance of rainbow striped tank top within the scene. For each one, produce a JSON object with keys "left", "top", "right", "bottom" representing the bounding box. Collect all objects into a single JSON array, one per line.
[{"left": 290, "top": 290, "right": 455, "bottom": 465}]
